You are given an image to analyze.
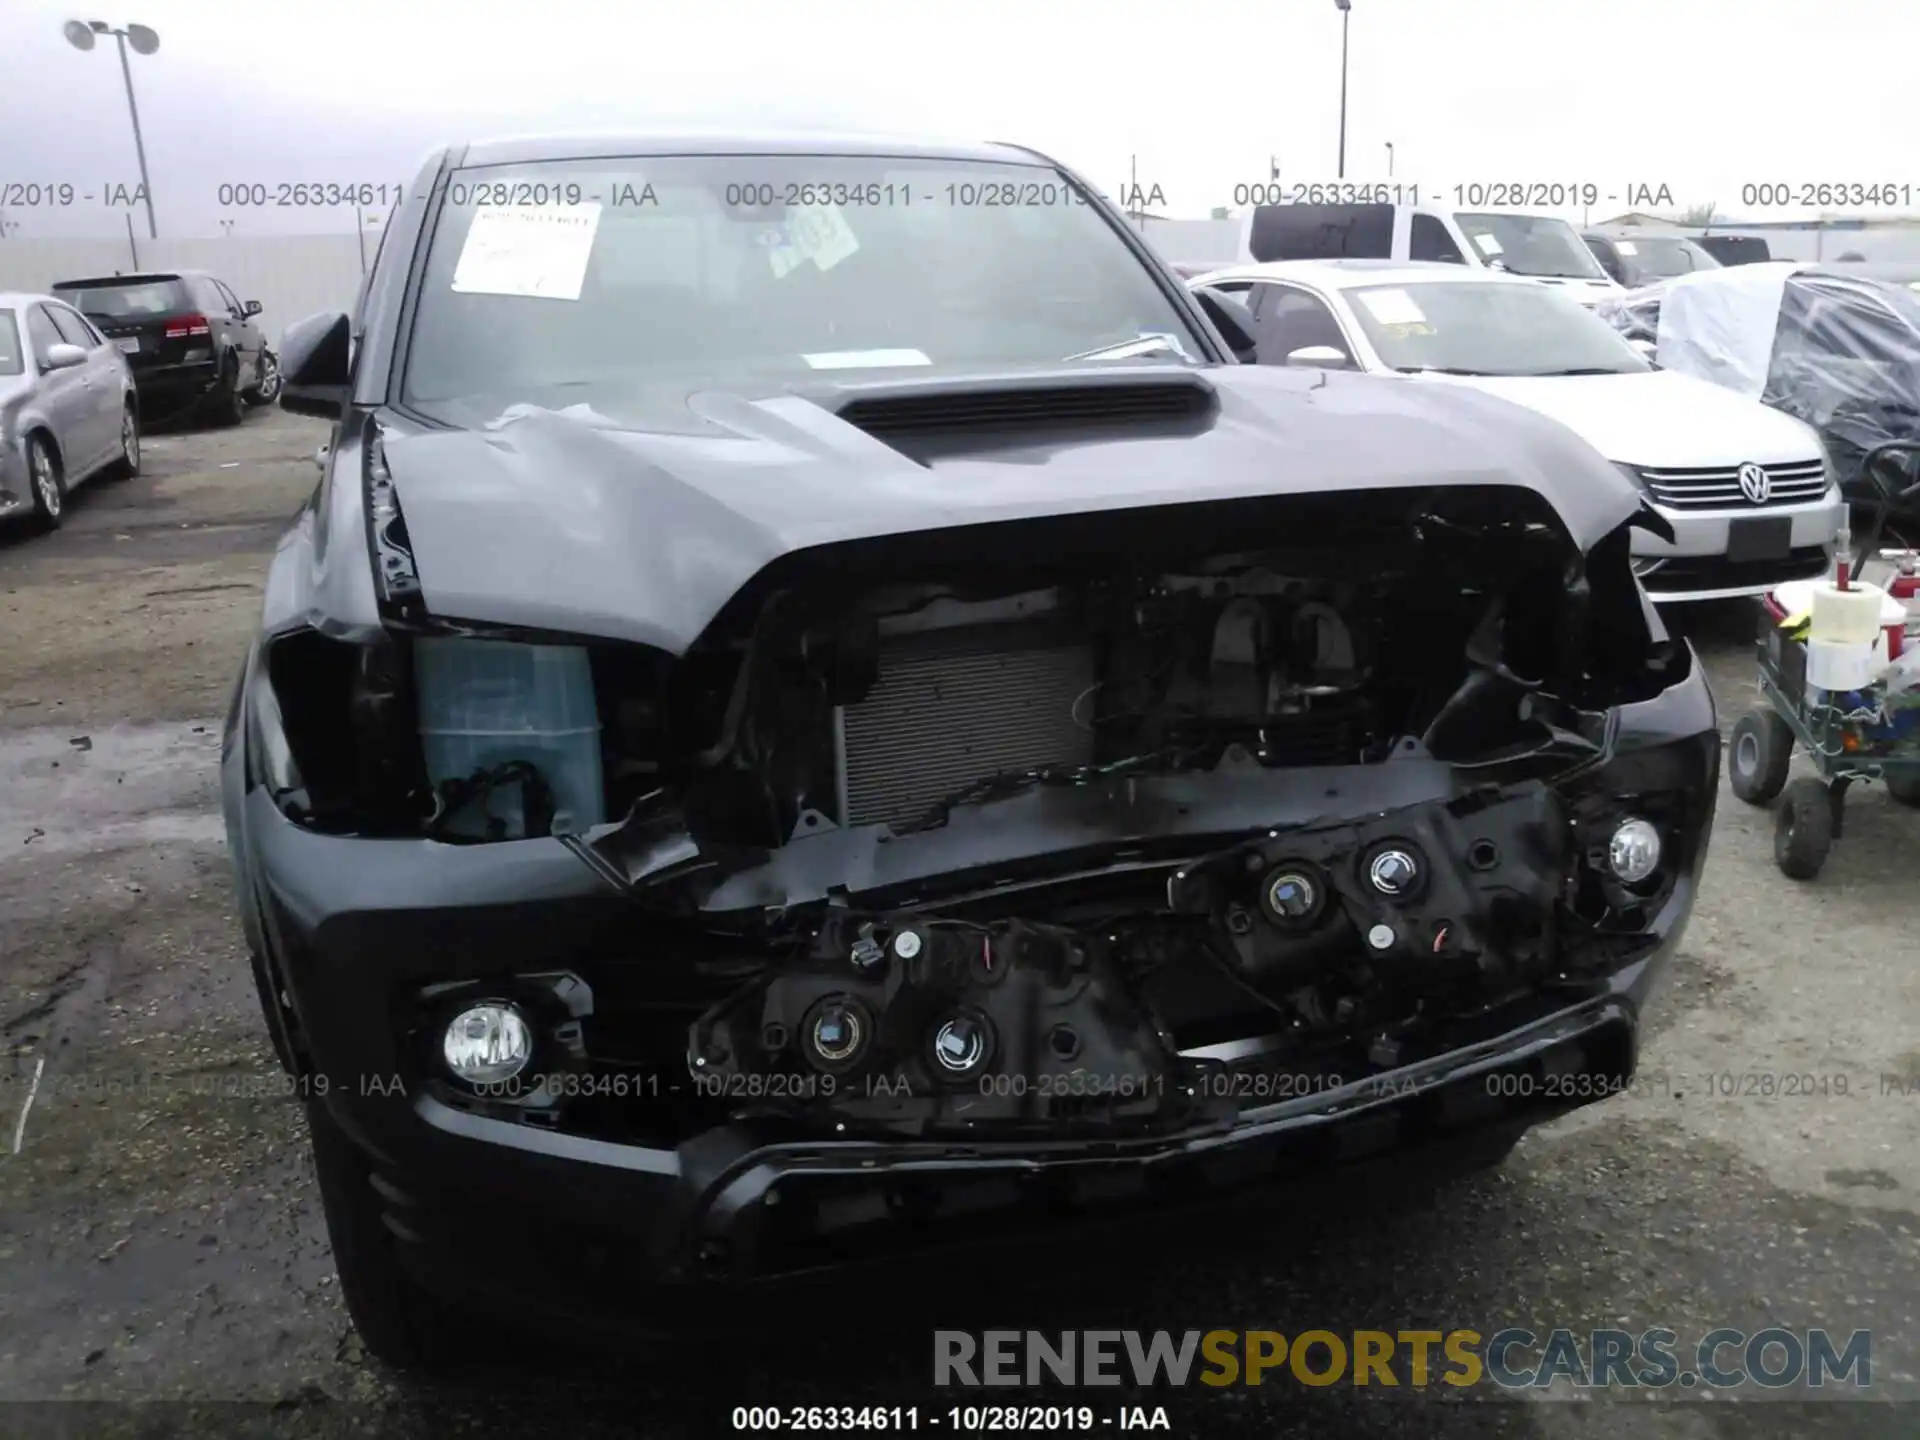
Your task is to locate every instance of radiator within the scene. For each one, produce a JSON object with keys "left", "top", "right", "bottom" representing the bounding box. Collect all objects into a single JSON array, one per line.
[{"left": 839, "top": 623, "right": 1097, "bottom": 832}]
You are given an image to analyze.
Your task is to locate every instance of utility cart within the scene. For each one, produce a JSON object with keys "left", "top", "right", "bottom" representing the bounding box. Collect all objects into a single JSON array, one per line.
[{"left": 1727, "top": 443, "right": 1920, "bottom": 879}]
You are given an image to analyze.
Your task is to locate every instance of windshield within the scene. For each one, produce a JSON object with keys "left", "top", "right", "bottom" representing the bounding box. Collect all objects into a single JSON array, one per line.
[
  {"left": 402, "top": 155, "right": 1206, "bottom": 421},
  {"left": 51, "top": 279, "right": 187, "bottom": 320},
  {"left": 1619, "top": 236, "right": 1720, "bottom": 280},
  {"left": 1345, "top": 280, "right": 1650, "bottom": 376},
  {"left": 0, "top": 310, "right": 21, "bottom": 376},
  {"left": 1454, "top": 213, "right": 1610, "bottom": 280}
]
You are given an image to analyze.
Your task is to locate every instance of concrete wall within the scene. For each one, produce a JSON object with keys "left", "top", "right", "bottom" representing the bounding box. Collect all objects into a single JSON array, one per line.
[
  {"left": 1138, "top": 217, "right": 1243, "bottom": 267},
  {"left": 0, "top": 236, "right": 367, "bottom": 346}
]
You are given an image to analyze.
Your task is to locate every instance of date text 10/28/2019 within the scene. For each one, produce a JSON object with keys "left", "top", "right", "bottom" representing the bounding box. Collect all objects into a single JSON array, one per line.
[
  {"left": 731, "top": 1405, "right": 1172, "bottom": 1432},
  {"left": 1227, "top": 182, "right": 1675, "bottom": 209}
]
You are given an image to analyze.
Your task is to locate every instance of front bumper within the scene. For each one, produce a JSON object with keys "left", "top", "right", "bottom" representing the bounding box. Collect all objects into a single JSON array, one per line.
[
  {"left": 231, "top": 639, "right": 1717, "bottom": 1319},
  {"left": 1631, "top": 491, "right": 1843, "bottom": 602},
  {"left": 385, "top": 974, "right": 1657, "bottom": 1327}
]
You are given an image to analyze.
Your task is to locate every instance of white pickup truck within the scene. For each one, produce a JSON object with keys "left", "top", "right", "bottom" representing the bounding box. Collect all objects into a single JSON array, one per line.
[{"left": 1238, "top": 200, "right": 1623, "bottom": 306}]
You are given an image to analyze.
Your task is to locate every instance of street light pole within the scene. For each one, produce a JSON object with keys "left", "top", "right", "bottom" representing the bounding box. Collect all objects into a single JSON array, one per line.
[
  {"left": 1334, "top": 0, "right": 1351, "bottom": 180},
  {"left": 1384, "top": 142, "right": 1394, "bottom": 177},
  {"left": 62, "top": 19, "right": 160, "bottom": 241}
]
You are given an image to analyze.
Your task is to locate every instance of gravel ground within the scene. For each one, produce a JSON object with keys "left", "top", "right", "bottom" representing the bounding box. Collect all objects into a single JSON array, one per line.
[{"left": 2, "top": 406, "right": 1917, "bottom": 1439}]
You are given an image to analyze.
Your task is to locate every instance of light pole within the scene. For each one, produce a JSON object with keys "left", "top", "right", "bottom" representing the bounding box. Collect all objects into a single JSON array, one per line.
[
  {"left": 1333, "top": 0, "right": 1351, "bottom": 180},
  {"left": 61, "top": 19, "right": 160, "bottom": 240},
  {"left": 1384, "top": 142, "right": 1394, "bottom": 177}
]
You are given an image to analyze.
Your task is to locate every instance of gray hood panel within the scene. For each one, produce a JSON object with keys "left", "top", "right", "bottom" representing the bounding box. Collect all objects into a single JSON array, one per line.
[{"left": 382, "top": 363, "right": 1642, "bottom": 653}]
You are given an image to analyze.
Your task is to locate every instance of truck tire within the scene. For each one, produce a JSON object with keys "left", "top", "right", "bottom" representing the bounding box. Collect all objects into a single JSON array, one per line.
[{"left": 306, "top": 1101, "right": 480, "bottom": 1371}]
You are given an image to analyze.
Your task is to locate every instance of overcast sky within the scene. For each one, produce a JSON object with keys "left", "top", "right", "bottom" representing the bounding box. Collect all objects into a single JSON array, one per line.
[{"left": 0, "top": 0, "right": 1908, "bottom": 238}]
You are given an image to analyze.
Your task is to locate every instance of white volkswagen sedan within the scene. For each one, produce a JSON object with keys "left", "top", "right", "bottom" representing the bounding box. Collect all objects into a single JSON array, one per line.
[{"left": 1189, "top": 259, "right": 1845, "bottom": 603}]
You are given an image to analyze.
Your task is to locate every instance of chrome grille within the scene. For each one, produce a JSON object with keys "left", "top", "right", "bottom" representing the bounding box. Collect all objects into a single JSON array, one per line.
[
  {"left": 840, "top": 624, "right": 1096, "bottom": 832},
  {"left": 1637, "top": 460, "right": 1829, "bottom": 509}
]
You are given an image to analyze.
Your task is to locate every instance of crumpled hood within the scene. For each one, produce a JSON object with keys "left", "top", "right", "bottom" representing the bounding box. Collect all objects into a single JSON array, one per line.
[{"left": 380, "top": 363, "right": 1645, "bottom": 654}]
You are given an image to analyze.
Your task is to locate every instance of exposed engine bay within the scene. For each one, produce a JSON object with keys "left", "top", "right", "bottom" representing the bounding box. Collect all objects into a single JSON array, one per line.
[
  {"left": 503, "top": 507, "right": 1684, "bottom": 1142},
  {"left": 270, "top": 492, "right": 1694, "bottom": 1144},
  {"left": 651, "top": 525, "right": 1602, "bottom": 851},
  {"left": 686, "top": 779, "right": 1583, "bottom": 1138}
]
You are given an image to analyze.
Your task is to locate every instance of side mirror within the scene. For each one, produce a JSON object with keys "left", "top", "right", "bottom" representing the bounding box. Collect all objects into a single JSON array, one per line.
[
  {"left": 244, "top": 300, "right": 263, "bottom": 318},
  {"left": 1193, "top": 288, "right": 1259, "bottom": 363},
  {"left": 1285, "top": 345, "right": 1350, "bottom": 369},
  {"left": 42, "top": 342, "right": 88, "bottom": 371},
  {"left": 279, "top": 310, "right": 352, "bottom": 419}
]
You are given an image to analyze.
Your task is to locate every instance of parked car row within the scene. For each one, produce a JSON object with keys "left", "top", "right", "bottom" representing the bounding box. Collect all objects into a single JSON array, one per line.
[
  {"left": 1596, "top": 262, "right": 1920, "bottom": 552},
  {"left": 1234, "top": 200, "right": 1624, "bottom": 305},
  {"left": 1, "top": 268, "right": 281, "bottom": 535},
  {"left": 52, "top": 270, "right": 282, "bottom": 424},
  {"left": 1188, "top": 258, "right": 1847, "bottom": 602}
]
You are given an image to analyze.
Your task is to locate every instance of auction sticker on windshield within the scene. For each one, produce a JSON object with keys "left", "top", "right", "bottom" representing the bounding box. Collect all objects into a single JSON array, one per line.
[
  {"left": 1615, "top": 240, "right": 1639, "bottom": 255},
  {"left": 1355, "top": 288, "right": 1428, "bottom": 326},
  {"left": 769, "top": 202, "right": 861, "bottom": 278},
  {"left": 451, "top": 202, "right": 603, "bottom": 301},
  {"left": 1472, "top": 232, "right": 1504, "bottom": 257}
]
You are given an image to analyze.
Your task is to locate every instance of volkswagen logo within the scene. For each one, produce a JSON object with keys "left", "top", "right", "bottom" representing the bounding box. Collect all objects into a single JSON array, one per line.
[{"left": 1737, "top": 462, "right": 1772, "bottom": 505}]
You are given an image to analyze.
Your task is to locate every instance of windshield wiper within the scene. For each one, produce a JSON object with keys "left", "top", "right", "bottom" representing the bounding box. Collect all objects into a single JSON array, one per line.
[
  {"left": 1528, "top": 367, "right": 1630, "bottom": 377},
  {"left": 1393, "top": 365, "right": 1489, "bottom": 376},
  {"left": 1064, "top": 333, "right": 1193, "bottom": 364}
]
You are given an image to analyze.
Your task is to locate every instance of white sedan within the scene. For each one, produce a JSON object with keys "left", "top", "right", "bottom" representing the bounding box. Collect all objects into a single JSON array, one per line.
[{"left": 1189, "top": 259, "right": 1846, "bottom": 604}]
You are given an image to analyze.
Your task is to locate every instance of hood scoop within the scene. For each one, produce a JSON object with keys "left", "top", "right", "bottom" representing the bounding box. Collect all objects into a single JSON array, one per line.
[{"left": 828, "top": 370, "right": 1218, "bottom": 452}]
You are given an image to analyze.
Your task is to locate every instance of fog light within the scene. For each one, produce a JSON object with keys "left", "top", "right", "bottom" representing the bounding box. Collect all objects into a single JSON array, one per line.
[
  {"left": 1607, "top": 818, "right": 1662, "bottom": 884},
  {"left": 442, "top": 1003, "right": 533, "bottom": 1085},
  {"left": 929, "top": 1011, "right": 993, "bottom": 1078}
]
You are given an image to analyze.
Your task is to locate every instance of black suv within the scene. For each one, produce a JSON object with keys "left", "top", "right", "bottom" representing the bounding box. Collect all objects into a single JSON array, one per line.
[{"left": 50, "top": 270, "right": 278, "bottom": 425}]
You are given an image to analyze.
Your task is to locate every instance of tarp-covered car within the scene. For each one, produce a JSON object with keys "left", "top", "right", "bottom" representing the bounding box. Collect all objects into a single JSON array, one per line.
[
  {"left": 1597, "top": 263, "right": 1920, "bottom": 545},
  {"left": 226, "top": 131, "right": 1720, "bottom": 1368}
]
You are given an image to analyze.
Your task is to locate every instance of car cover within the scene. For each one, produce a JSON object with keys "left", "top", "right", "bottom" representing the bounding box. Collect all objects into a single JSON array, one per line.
[
  {"left": 1605, "top": 264, "right": 1920, "bottom": 528},
  {"left": 1651, "top": 262, "right": 1808, "bottom": 398}
]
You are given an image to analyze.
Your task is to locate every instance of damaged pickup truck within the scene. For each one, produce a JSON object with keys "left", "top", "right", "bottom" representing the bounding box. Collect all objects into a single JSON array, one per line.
[{"left": 223, "top": 131, "right": 1718, "bottom": 1368}]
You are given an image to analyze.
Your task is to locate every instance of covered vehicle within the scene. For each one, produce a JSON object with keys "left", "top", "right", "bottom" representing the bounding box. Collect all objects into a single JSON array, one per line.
[
  {"left": 1598, "top": 263, "right": 1920, "bottom": 546},
  {"left": 226, "top": 130, "right": 1719, "bottom": 1368}
]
